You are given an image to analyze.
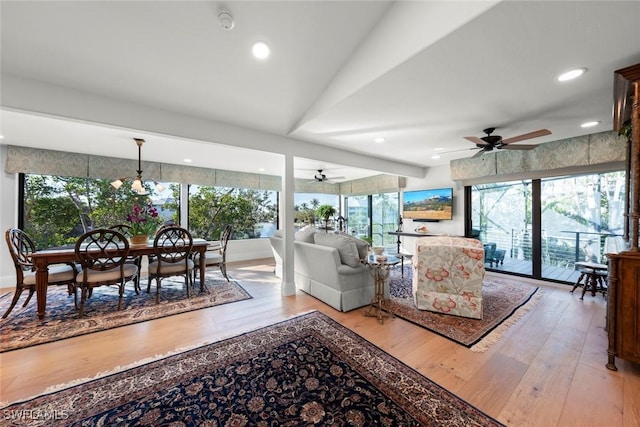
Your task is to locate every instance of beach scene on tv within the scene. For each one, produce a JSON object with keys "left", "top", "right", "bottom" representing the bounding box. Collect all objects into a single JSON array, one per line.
[{"left": 402, "top": 188, "right": 453, "bottom": 220}]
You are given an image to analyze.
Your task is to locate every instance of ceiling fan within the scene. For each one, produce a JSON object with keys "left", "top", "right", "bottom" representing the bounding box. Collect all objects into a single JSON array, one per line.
[
  {"left": 310, "top": 169, "right": 345, "bottom": 183},
  {"left": 463, "top": 127, "right": 551, "bottom": 159}
]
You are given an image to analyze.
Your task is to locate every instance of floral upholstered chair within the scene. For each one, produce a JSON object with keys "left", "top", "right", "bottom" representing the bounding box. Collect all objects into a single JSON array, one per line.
[{"left": 412, "top": 236, "right": 485, "bottom": 319}]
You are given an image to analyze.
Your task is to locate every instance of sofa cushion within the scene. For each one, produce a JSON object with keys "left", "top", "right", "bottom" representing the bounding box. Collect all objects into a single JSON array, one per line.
[
  {"left": 348, "top": 236, "right": 369, "bottom": 260},
  {"left": 294, "top": 230, "right": 316, "bottom": 243},
  {"left": 314, "top": 233, "right": 361, "bottom": 267}
]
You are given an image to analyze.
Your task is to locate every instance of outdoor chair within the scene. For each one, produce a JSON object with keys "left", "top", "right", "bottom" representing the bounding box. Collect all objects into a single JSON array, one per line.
[
  {"left": 3, "top": 228, "right": 79, "bottom": 318},
  {"left": 74, "top": 228, "right": 139, "bottom": 318},
  {"left": 147, "top": 226, "right": 194, "bottom": 303}
]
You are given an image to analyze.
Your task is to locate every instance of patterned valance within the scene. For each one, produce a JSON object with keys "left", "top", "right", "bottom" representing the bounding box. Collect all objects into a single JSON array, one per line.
[
  {"left": 450, "top": 131, "right": 627, "bottom": 185},
  {"left": 340, "top": 174, "right": 407, "bottom": 196},
  {"left": 5, "top": 145, "right": 404, "bottom": 194}
]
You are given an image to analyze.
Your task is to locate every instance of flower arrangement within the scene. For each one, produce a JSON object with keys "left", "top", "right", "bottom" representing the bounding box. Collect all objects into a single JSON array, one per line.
[{"left": 126, "top": 203, "right": 160, "bottom": 236}]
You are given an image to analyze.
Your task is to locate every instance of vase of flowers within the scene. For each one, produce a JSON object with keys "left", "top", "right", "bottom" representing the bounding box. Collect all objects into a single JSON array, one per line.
[{"left": 126, "top": 202, "right": 160, "bottom": 244}]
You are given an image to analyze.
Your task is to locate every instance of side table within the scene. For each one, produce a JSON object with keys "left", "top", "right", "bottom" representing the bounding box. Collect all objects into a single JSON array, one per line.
[{"left": 363, "top": 254, "right": 400, "bottom": 324}]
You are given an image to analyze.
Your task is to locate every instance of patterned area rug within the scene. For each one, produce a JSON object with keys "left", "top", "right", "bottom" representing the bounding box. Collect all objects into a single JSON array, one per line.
[
  {"left": 388, "top": 266, "right": 539, "bottom": 350},
  {"left": 1, "top": 311, "right": 504, "bottom": 426},
  {"left": 0, "top": 273, "right": 252, "bottom": 353}
]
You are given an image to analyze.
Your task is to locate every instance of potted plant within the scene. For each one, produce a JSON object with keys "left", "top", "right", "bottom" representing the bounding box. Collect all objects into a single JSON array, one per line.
[
  {"left": 316, "top": 204, "right": 336, "bottom": 232},
  {"left": 126, "top": 202, "right": 160, "bottom": 244}
]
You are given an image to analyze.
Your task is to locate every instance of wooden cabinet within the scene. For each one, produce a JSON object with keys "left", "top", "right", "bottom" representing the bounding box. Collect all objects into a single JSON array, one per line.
[
  {"left": 606, "top": 251, "right": 640, "bottom": 370},
  {"left": 607, "top": 63, "right": 640, "bottom": 371}
]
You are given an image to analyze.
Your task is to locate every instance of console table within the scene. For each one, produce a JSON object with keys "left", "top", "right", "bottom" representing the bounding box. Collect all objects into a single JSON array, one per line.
[{"left": 387, "top": 231, "right": 448, "bottom": 254}]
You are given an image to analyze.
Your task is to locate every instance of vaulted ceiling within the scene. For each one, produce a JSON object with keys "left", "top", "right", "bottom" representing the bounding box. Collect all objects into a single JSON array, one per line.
[{"left": 1, "top": 1, "right": 639, "bottom": 181}]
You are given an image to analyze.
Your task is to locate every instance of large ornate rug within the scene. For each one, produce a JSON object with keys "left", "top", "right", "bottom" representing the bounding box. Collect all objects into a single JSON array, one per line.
[
  {"left": 1, "top": 311, "right": 504, "bottom": 426},
  {"left": 388, "top": 266, "right": 539, "bottom": 351},
  {"left": 0, "top": 273, "right": 252, "bottom": 353}
]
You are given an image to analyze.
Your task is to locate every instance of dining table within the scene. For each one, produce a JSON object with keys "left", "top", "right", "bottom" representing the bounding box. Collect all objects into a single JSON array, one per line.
[{"left": 30, "top": 238, "right": 209, "bottom": 320}]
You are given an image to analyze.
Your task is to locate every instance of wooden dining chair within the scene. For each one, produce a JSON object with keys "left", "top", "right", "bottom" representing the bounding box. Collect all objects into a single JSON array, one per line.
[
  {"left": 3, "top": 228, "right": 79, "bottom": 318},
  {"left": 193, "top": 224, "right": 233, "bottom": 283},
  {"left": 74, "top": 228, "right": 139, "bottom": 318},
  {"left": 147, "top": 226, "right": 194, "bottom": 303},
  {"left": 109, "top": 224, "right": 143, "bottom": 292}
]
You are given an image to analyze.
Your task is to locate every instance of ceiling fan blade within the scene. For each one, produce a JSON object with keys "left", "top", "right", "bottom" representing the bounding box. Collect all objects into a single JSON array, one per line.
[
  {"left": 464, "top": 136, "right": 489, "bottom": 145},
  {"left": 501, "top": 129, "right": 551, "bottom": 145},
  {"left": 500, "top": 144, "right": 538, "bottom": 150},
  {"left": 326, "top": 175, "right": 345, "bottom": 180},
  {"left": 438, "top": 147, "right": 478, "bottom": 155}
]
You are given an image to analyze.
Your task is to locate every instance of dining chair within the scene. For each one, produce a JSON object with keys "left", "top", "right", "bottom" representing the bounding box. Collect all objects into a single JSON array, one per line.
[
  {"left": 3, "top": 228, "right": 79, "bottom": 318},
  {"left": 74, "top": 228, "right": 139, "bottom": 318},
  {"left": 109, "top": 224, "right": 143, "bottom": 292},
  {"left": 193, "top": 224, "right": 233, "bottom": 283},
  {"left": 147, "top": 226, "right": 194, "bottom": 303}
]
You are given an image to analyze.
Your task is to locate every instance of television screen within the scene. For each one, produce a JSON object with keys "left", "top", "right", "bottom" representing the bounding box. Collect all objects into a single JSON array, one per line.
[{"left": 402, "top": 188, "right": 453, "bottom": 221}]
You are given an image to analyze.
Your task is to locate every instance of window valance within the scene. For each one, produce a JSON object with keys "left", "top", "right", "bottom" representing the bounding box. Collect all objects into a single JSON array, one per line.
[
  {"left": 450, "top": 131, "right": 627, "bottom": 186},
  {"left": 5, "top": 145, "right": 405, "bottom": 195}
]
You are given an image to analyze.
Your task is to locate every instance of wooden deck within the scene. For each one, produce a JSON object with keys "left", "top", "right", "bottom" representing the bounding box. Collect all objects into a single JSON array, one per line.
[{"left": 488, "top": 257, "right": 586, "bottom": 284}]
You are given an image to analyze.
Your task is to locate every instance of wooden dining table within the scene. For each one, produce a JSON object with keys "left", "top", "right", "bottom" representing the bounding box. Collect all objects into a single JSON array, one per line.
[{"left": 30, "top": 238, "right": 209, "bottom": 320}]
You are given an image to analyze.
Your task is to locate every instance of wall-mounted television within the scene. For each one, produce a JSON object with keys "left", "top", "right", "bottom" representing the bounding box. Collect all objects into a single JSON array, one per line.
[{"left": 402, "top": 187, "right": 453, "bottom": 221}]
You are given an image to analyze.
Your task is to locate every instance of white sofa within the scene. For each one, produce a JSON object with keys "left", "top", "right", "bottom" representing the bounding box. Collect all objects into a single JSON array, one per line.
[{"left": 270, "top": 230, "right": 377, "bottom": 312}]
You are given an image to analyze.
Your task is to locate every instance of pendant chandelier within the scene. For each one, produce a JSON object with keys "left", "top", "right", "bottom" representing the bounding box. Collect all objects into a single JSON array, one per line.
[{"left": 110, "top": 138, "right": 165, "bottom": 195}]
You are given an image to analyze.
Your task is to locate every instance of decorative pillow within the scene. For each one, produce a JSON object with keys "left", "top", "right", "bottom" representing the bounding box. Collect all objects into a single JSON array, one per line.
[
  {"left": 294, "top": 230, "right": 316, "bottom": 243},
  {"left": 313, "top": 233, "right": 361, "bottom": 267},
  {"left": 345, "top": 235, "right": 369, "bottom": 260}
]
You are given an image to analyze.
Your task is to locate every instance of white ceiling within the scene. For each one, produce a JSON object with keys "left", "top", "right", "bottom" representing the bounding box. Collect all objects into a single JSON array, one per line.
[{"left": 1, "top": 1, "right": 639, "bottom": 181}]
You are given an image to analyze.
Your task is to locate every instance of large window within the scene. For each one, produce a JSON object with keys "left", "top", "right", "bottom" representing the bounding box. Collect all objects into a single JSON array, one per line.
[
  {"left": 187, "top": 185, "right": 277, "bottom": 240},
  {"left": 294, "top": 193, "right": 339, "bottom": 230},
  {"left": 471, "top": 180, "right": 533, "bottom": 275},
  {"left": 22, "top": 174, "right": 177, "bottom": 249},
  {"left": 21, "top": 174, "right": 278, "bottom": 248},
  {"left": 540, "top": 172, "right": 625, "bottom": 280},
  {"left": 345, "top": 192, "right": 399, "bottom": 247},
  {"left": 470, "top": 170, "right": 626, "bottom": 283}
]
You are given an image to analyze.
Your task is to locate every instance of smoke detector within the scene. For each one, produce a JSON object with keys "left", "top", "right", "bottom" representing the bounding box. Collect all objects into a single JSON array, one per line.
[{"left": 217, "top": 10, "right": 235, "bottom": 30}]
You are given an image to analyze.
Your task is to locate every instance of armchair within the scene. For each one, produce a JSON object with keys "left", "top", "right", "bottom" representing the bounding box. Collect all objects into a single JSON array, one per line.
[{"left": 412, "top": 236, "right": 485, "bottom": 319}]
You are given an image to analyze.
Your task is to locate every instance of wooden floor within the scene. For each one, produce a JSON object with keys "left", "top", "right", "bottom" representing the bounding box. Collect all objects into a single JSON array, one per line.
[{"left": 1, "top": 260, "right": 639, "bottom": 426}]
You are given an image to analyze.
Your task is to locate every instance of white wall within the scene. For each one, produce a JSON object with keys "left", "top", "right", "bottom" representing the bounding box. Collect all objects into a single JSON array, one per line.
[
  {"left": 0, "top": 145, "right": 18, "bottom": 287},
  {"left": 398, "top": 163, "right": 464, "bottom": 254}
]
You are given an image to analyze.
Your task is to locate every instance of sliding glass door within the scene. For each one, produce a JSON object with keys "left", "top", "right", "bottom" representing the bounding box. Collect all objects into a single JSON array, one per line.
[
  {"left": 470, "top": 180, "right": 532, "bottom": 275},
  {"left": 345, "top": 193, "right": 399, "bottom": 247},
  {"left": 540, "top": 172, "right": 626, "bottom": 281},
  {"left": 469, "top": 170, "right": 625, "bottom": 283}
]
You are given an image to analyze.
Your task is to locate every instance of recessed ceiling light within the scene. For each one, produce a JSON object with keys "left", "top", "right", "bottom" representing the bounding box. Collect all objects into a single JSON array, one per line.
[
  {"left": 184, "top": 158, "right": 192, "bottom": 163},
  {"left": 557, "top": 68, "right": 587, "bottom": 82},
  {"left": 258, "top": 168, "right": 265, "bottom": 172},
  {"left": 581, "top": 121, "right": 600, "bottom": 128},
  {"left": 252, "top": 41, "right": 270, "bottom": 60},
  {"left": 432, "top": 155, "right": 441, "bottom": 159},
  {"left": 374, "top": 137, "right": 385, "bottom": 143}
]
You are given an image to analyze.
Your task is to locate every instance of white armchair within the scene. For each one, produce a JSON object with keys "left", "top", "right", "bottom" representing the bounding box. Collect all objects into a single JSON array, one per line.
[{"left": 412, "top": 236, "right": 485, "bottom": 319}]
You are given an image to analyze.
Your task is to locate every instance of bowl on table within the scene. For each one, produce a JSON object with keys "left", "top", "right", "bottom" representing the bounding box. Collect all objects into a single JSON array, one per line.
[{"left": 372, "top": 246, "right": 385, "bottom": 255}]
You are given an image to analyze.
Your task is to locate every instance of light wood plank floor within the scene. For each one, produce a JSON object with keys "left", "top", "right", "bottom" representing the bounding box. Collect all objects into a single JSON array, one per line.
[{"left": 1, "top": 259, "right": 639, "bottom": 426}]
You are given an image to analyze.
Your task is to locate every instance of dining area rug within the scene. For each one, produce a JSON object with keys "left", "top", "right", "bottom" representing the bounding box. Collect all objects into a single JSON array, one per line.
[
  {"left": 388, "top": 266, "right": 540, "bottom": 351},
  {"left": 0, "top": 311, "right": 504, "bottom": 426},
  {"left": 0, "top": 273, "right": 252, "bottom": 353}
]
